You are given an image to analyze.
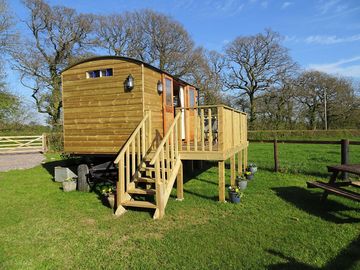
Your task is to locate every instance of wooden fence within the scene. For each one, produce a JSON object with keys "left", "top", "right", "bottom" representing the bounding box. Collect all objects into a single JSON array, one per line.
[
  {"left": 0, "top": 135, "right": 47, "bottom": 154},
  {"left": 250, "top": 139, "right": 360, "bottom": 179}
]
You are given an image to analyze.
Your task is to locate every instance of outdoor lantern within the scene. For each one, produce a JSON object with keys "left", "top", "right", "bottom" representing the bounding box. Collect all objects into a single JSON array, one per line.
[
  {"left": 157, "top": 80, "right": 163, "bottom": 94},
  {"left": 125, "top": 74, "right": 134, "bottom": 91}
]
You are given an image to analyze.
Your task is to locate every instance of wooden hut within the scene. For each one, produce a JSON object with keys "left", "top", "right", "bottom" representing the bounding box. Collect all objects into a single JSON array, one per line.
[{"left": 61, "top": 56, "right": 249, "bottom": 219}]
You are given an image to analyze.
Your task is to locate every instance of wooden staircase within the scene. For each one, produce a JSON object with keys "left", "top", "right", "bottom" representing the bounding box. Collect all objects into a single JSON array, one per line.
[{"left": 114, "top": 111, "right": 183, "bottom": 219}]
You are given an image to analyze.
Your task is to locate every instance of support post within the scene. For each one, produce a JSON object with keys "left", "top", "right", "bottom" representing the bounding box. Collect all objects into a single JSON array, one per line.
[
  {"left": 237, "top": 151, "right": 243, "bottom": 175},
  {"left": 274, "top": 139, "right": 279, "bottom": 172},
  {"left": 341, "top": 139, "right": 349, "bottom": 180},
  {"left": 42, "top": 133, "right": 47, "bottom": 153},
  {"left": 230, "top": 155, "right": 236, "bottom": 186},
  {"left": 218, "top": 161, "right": 225, "bottom": 202},
  {"left": 148, "top": 110, "right": 152, "bottom": 150},
  {"left": 176, "top": 161, "right": 184, "bottom": 201}
]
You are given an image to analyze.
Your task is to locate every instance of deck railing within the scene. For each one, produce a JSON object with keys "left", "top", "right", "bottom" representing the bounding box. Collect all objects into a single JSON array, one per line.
[
  {"left": 114, "top": 111, "right": 152, "bottom": 204},
  {"left": 176, "top": 105, "right": 248, "bottom": 154},
  {"left": 149, "top": 111, "right": 182, "bottom": 219}
]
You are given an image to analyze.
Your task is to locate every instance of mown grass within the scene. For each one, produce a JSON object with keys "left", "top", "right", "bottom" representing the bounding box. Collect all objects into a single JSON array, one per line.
[{"left": 0, "top": 145, "right": 359, "bottom": 270}]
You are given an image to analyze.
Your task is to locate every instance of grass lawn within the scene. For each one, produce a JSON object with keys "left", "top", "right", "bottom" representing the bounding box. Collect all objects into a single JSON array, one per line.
[{"left": 0, "top": 144, "right": 359, "bottom": 269}]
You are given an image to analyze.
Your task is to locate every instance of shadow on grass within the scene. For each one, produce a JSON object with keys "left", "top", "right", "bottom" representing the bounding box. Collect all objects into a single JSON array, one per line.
[
  {"left": 183, "top": 188, "right": 219, "bottom": 201},
  {"left": 272, "top": 187, "right": 360, "bottom": 224},
  {"left": 42, "top": 157, "right": 81, "bottom": 180},
  {"left": 267, "top": 234, "right": 360, "bottom": 270}
]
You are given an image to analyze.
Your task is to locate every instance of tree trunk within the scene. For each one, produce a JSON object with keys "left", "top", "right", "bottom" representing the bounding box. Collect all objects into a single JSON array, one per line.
[{"left": 249, "top": 93, "right": 256, "bottom": 127}]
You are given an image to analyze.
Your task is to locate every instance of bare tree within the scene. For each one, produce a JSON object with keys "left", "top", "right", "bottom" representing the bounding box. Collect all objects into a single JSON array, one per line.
[
  {"left": 132, "top": 10, "right": 195, "bottom": 77},
  {"left": 95, "top": 13, "right": 133, "bottom": 56},
  {"left": 0, "top": 0, "right": 12, "bottom": 53},
  {"left": 225, "top": 29, "right": 297, "bottom": 125},
  {"left": 11, "top": 0, "right": 93, "bottom": 127},
  {"left": 188, "top": 48, "right": 228, "bottom": 105},
  {"left": 293, "top": 70, "right": 358, "bottom": 129},
  {"left": 256, "top": 84, "right": 297, "bottom": 129}
]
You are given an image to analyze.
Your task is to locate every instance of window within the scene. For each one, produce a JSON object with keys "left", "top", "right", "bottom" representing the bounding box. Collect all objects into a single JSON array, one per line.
[
  {"left": 189, "top": 88, "right": 195, "bottom": 108},
  {"left": 86, "top": 68, "right": 113, "bottom": 78},
  {"left": 165, "top": 78, "right": 172, "bottom": 106}
]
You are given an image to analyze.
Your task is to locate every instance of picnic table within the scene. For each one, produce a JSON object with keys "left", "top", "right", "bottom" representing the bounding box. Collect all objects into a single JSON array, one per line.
[{"left": 307, "top": 164, "right": 360, "bottom": 202}]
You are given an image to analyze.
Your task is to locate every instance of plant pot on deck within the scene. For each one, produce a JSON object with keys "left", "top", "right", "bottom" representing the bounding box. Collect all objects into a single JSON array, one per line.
[
  {"left": 62, "top": 180, "right": 77, "bottom": 192},
  {"left": 245, "top": 174, "right": 254, "bottom": 181}
]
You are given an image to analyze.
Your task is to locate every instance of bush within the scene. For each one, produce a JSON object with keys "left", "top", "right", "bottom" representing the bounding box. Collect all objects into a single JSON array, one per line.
[{"left": 46, "top": 132, "right": 63, "bottom": 152}]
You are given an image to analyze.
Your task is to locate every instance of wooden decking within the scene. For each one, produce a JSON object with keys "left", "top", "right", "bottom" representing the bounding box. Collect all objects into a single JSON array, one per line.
[{"left": 114, "top": 105, "right": 249, "bottom": 219}]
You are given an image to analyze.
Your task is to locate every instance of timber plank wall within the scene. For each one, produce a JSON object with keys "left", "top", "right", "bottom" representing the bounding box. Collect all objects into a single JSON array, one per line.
[{"left": 62, "top": 59, "right": 163, "bottom": 155}]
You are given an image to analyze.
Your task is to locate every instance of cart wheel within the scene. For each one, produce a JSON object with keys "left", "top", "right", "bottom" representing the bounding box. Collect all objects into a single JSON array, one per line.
[{"left": 77, "top": 164, "right": 90, "bottom": 192}]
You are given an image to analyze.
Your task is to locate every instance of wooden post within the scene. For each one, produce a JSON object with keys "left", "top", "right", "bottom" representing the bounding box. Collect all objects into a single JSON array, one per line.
[
  {"left": 155, "top": 159, "right": 165, "bottom": 219},
  {"left": 176, "top": 161, "right": 184, "bottom": 200},
  {"left": 42, "top": 133, "right": 47, "bottom": 153},
  {"left": 230, "top": 155, "right": 236, "bottom": 186},
  {"left": 341, "top": 139, "right": 349, "bottom": 180},
  {"left": 274, "top": 139, "right": 279, "bottom": 172},
  {"left": 115, "top": 161, "right": 127, "bottom": 216},
  {"left": 217, "top": 106, "right": 225, "bottom": 152},
  {"left": 148, "top": 110, "right": 152, "bottom": 150},
  {"left": 218, "top": 161, "right": 225, "bottom": 202},
  {"left": 237, "top": 151, "right": 243, "bottom": 175}
]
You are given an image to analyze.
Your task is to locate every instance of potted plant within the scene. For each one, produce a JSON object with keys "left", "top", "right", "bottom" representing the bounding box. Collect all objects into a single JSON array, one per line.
[
  {"left": 228, "top": 186, "right": 243, "bottom": 204},
  {"left": 62, "top": 177, "right": 77, "bottom": 192},
  {"left": 236, "top": 175, "right": 248, "bottom": 190},
  {"left": 101, "top": 185, "right": 115, "bottom": 209},
  {"left": 245, "top": 170, "right": 254, "bottom": 180},
  {"left": 247, "top": 163, "right": 258, "bottom": 174}
]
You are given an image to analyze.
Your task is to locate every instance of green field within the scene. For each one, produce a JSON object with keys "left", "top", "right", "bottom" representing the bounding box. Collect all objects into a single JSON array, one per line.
[{"left": 0, "top": 144, "right": 359, "bottom": 269}]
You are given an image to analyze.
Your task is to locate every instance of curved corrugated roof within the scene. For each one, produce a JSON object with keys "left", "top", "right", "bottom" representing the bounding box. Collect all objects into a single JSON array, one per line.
[{"left": 61, "top": 55, "right": 198, "bottom": 89}]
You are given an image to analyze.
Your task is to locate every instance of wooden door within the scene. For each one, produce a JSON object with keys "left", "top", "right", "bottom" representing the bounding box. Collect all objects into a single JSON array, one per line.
[{"left": 163, "top": 76, "right": 174, "bottom": 135}]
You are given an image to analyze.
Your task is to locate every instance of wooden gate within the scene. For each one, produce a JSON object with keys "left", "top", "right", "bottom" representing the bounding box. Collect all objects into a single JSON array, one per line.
[{"left": 0, "top": 135, "right": 46, "bottom": 154}]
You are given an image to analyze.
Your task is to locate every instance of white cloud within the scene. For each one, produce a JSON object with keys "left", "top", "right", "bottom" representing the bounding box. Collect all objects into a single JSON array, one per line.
[
  {"left": 175, "top": 0, "right": 245, "bottom": 17},
  {"left": 305, "top": 34, "right": 360, "bottom": 45},
  {"left": 281, "top": 2, "right": 292, "bottom": 9},
  {"left": 309, "top": 56, "right": 360, "bottom": 78},
  {"left": 318, "top": 0, "right": 343, "bottom": 14}
]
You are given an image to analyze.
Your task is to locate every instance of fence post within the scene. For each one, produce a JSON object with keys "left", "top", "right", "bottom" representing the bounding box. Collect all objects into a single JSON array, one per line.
[
  {"left": 274, "top": 139, "right": 279, "bottom": 172},
  {"left": 341, "top": 139, "right": 349, "bottom": 180},
  {"left": 42, "top": 133, "right": 47, "bottom": 153}
]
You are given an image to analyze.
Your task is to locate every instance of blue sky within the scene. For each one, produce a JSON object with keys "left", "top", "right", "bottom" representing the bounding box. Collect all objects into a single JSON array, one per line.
[{"left": 5, "top": 0, "right": 360, "bottom": 121}]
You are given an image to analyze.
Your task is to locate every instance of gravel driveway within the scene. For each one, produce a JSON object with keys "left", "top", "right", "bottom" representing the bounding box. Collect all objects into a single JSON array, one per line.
[{"left": 0, "top": 153, "right": 45, "bottom": 172}]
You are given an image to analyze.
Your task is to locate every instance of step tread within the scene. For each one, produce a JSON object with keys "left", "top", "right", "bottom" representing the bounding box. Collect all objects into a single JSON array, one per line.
[
  {"left": 121, "top": 200, "right": 157, "bottom": 209},
  {"left": 134, "top": 177, "right": 155, "bottom": 183},
  {"left": 128, "top": 188, "right": 156, "bottom": 195}
]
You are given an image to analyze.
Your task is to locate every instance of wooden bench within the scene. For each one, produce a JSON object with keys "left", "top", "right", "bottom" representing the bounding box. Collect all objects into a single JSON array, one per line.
[
  {"left": 307, "top": 181, "right": 360, "bottom": 202},
  {"left": 307, "top": 164, "right": 360, "bottom": 202}
]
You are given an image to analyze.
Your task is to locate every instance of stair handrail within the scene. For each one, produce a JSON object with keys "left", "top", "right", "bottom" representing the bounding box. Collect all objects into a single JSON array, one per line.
[
  {"left": 114, "top": 111, "right": 150, "bottom": 164},
  {"left": 149, "top": 111, "right": 181, "bottom": 165},
  {"left": 149, "top": 111, "right": 182, "bottom": 219}
]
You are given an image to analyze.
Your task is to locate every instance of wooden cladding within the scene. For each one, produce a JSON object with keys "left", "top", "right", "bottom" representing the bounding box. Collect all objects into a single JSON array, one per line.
[{"left": 62, "top": 59, "right": 144, "bottom": 154}]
